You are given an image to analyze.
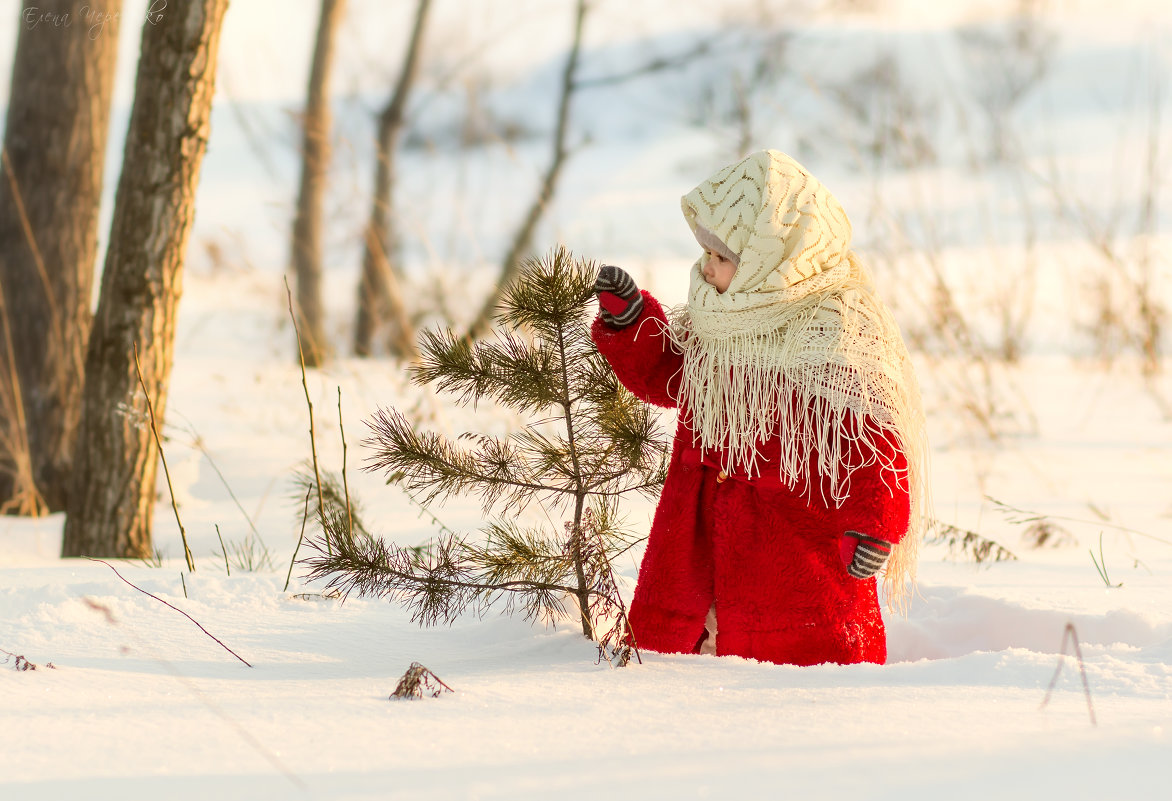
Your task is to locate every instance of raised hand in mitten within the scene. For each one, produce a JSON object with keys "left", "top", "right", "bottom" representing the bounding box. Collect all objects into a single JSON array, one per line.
[
  {"left": 593, "top": 265, "right": 643, "bottom": 329},
  {"left": 842, "top": 530, "right": 892, "bottom": 579}
]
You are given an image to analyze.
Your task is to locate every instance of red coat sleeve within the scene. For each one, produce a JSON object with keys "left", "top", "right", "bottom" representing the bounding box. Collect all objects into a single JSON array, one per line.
[
  {"left": 827, "top": 423, "right": 911, "bottom": 546},
  {"left": 591, "top": 290, "right": 683, "bottom": 409}
]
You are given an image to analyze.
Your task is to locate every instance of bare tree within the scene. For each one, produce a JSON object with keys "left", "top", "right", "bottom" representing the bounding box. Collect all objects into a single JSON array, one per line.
[
  {"left": 0, "top": 1, "right": 123, "bottom": 514},
  {"left": 62, "top": 0, "right": 230, "bottom": 558},
  {"left": 466, "top": 0, "right": 588, "bottom": 340},
  {"left": 353, "top": 0, "right": 432, "bottom": 360},
  {"left": 291, "top": 0, "right": 347, "bottom": 368}
]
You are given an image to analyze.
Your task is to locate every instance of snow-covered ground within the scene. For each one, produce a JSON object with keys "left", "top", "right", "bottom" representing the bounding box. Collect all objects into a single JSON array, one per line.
[{"left": 3, "top": 1, "right": 1172, "bottom": 799}]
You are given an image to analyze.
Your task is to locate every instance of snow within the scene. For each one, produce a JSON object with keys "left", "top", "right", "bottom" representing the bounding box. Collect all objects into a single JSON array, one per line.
[{"left": 3, "top": 0, "right": 1172, "bottom": 798}]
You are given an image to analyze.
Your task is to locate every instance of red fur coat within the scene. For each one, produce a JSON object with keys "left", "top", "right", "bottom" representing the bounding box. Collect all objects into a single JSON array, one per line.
[{"left": 593, "top": 291, "right": 910, "bottom": 666}]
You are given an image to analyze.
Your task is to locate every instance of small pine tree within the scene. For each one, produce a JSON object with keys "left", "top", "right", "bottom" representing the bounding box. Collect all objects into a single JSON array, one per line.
[{"left": 301, "top": 247, "right": 668, "bottom": 662}]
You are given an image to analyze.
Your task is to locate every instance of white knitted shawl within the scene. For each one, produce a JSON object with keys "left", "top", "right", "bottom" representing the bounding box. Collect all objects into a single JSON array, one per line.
[{"left": 667, "top": 150, "right": 928, "bottom": 605}]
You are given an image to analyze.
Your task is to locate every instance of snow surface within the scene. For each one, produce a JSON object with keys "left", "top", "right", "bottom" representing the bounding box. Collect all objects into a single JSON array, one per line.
[{"left": 3, "top": 0, "right": 1172, "bottom": 799}]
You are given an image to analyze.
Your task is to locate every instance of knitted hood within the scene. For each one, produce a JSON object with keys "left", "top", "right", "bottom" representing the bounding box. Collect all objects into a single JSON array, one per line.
[{"left": 681, "top": 150, "right": 852, "bottom": 295}]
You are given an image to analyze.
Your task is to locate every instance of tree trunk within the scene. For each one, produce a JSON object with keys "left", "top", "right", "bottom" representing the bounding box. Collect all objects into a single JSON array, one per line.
[
  {"left": 354, "top": 0, "right": 431, "bottom": 360},
  {"left": 0, "top": 0, "right": 123, "bottom": 514},
  {"left": 62, "top": 0, "right": 229, "bottom": 559},
  {"left": 466, "top": 0, "right": 588, "bottom": 340},
  {"left": 291, "top": 0, "right": 346, "bottom": 368}
]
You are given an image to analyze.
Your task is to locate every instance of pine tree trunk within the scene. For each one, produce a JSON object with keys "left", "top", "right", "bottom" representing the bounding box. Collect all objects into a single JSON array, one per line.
[
  {"left": 61, "top": 0, "right": 229, "bottom": 559},
  {"left": 353, "top": 0, "right": 430, "bottom": 359},
  {"left": 0, "top": 1, "right": 123, "bottom": 514},
  {"left": 571, "top": 493, "right": 592, "bottom": 638},
  {"left": 291, "top": 0, "right": 346, "bottom": 368},
  {"left": 466, "top": 0, "right": 587, "bottom": 340}
]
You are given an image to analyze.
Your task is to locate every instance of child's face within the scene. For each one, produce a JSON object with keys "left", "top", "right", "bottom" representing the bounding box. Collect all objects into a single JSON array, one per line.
[{"left": 702, "top": 250, "right": 737, "bottom": 293}]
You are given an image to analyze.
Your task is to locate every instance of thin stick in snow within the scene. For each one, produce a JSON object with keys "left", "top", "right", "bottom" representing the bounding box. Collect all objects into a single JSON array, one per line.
[
  {"left": 1039, "top": 622, "right": 1097, "bottom": 726},
  {"left": 85, "top": 557, "right": 252, "bottom": 668}
]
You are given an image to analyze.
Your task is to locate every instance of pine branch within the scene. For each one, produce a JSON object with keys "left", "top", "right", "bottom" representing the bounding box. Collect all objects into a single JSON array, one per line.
[
  {"left": 567, "top": 334, "right": 625, "bottom": 403},
  {"left": 495, "top": 247, "right": 597, "bottom": 340},
  {"left": 364, "top": 408, "right": 578, "bottom": 511},
  {"left": 302, "top": 531, "right": 586, "bottom": 627},
  {"left": 511, "top": 426, "right": 579, "bottom": 486},
  {"left": 299, "top": 477, "right": 640, "bottom": 630},
  {"left": 413, "top": 328, "right": 566, "bottom": 414}
]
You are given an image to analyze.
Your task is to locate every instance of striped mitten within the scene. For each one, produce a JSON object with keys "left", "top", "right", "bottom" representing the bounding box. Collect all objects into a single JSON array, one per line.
[
  {"left": 844, "top": 531, "right": 892, "bottom": 579},
  {"left": 593, "top": 265, "right": 643, "bottom": 329}
]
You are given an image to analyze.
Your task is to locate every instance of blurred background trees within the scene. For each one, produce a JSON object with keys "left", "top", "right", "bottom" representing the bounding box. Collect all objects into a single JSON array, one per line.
[
  {"left": 62, "top": 0, "right": 229, "bottom": 558},
  {"left": 0, "top": 0, "right": 122, "bottom": 515},
  {"left": 291, "top": 0, "right": 348, "bottom": 368},
  {"left": 353, "top": 0, "right": 431, "bottom": 360}
]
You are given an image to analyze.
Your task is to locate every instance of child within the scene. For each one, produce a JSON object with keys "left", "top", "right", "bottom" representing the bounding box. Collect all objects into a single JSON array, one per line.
[{"left": 591, "top": 150, "right": 927, "bottom": 666}]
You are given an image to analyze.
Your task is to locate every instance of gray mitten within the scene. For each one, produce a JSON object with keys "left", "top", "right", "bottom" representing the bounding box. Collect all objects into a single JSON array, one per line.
[
  {"left": 844, "top": 530, "right": 892, "bottom": 579},
  {"left": 593, "top": 265, "right": 644, "bottom": 329}
]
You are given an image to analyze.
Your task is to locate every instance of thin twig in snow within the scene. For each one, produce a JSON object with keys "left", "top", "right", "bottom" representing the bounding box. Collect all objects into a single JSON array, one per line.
[
  {"left": 85, "top": 557, "right": 251, "bottom": 668},
  {"left": 1040, "top": 622, "right": 1097, "bottom": 726},
  {"left": 285, "top": 485, "right": 313, "bottom": 593}
]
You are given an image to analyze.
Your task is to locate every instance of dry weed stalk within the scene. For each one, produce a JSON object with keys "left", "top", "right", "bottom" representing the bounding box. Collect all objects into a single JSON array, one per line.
[
  {"left": 390, "top": 661, "right": 453, "bottom": 699},
  {"left": 1, "top": 646, "right": 54, "bottom": 671},
  {"left": 927, "top": 520, "right": 1018, "bottom": 564},
  {"left": 285, "top": 276, "right": 329, "bottom": 555},
  {"left": 216, "top": 531, "right": 274, "bottom": 573},
  {"left": 874, "top": 220, "right": 1025, "bottom": 441},
  {"left": 573, "top": 508, "right": 641, "bottom": 667},
  {"left": 216, "top": 524, "right": 231, "bottom": 575},
  {"left": 1033, "top": 58, "right": 1166, "bottom": 377},
  {"left": 337, "top": 387, "right": 353, "bottom": 541},
  {"left": 133, "top": 343, "right": 195, "bottom": 571},
  {"left": 956, "top": 6, "right": 1055, "bottom": 163},
  {"left": 284, "top": 485, "right": 314, "bottom": 593},
  {"left": 1019, "top": 518, "right": 1076, "bottom": 549},
  {"left": 828, "top": 63, "right": 1032, "bottom": 442},
  {"left": 989, "top": 495, "right": 1172, "bottom": 549},
  {"left": 173, "top": 414, "right": 268, "bottom": 552}
]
